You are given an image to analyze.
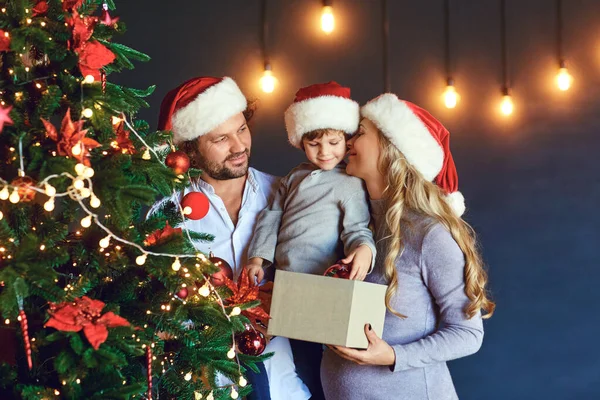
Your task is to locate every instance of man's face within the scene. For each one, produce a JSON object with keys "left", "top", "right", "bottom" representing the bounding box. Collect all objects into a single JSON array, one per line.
[{"left": 195, "top": 112, "right": 251, "bottom": 180}]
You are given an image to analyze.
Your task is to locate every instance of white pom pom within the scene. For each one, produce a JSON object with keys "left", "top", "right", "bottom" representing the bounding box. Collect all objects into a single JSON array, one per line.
[{"left": 445, "top": 191, "right": 465, "bottom": 216}]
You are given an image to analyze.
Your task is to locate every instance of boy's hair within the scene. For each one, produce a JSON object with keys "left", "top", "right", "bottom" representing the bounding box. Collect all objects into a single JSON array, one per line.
[{"left": 300, "top": 129, "right": 347, "bottom": 150}]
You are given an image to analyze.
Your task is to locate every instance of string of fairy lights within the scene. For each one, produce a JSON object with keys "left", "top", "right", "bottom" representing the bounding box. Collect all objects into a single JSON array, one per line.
[{"left": 259, "top": 0, "right": 578, "bottom": 117}]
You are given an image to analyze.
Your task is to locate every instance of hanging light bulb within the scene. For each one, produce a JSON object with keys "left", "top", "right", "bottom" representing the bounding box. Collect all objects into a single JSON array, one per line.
[
  {"left": 44, "top": 198, "right": 55, "bottom": 212},
  {"left": 198, "top": 283, "right": 210, "bottom": 297},
  {"left": 0, "top": 186, "right": 10, "bottom": 200},
  {"left": 71, "top": 143, "right": 83, "bottom": 156},
  {"left": 442, "top": 78, "right": 459, "bottom": 109},
  {"left": 90, "top": 194, "right": 101, "bottom": 208},
  {"left": 82, "top": 108, "right": 94, "bottom": 118},
  {"left": 81, "top": 215, "right": 92, "bottom": 228},
  {"left": 83, "top": 75, "right": 95, "bottom": 84},
  {"left": 556, "top": 61, "right": 572, "bottom": 91},
  {"left": 74, "top": 163, "right": 87, "bottom": 176},
  {"left": 136, "top": 253, "right": 147, "bottom": 265},
  {"left": 44, "top": 183, "right": 56, "bottom": 197},
  {"left": 73, "top": 177, "right": 85, "bottom": 190},
  {"left": 239, "top": 376, "right": 247, "bottom": 387},
  {"left": 0, "top": 211, "right": 3, "bottom": 220},
  {"left": 227, "top": 347, "right": 236, "bottom": 359},
  {"left": 230, "top": 388, "right": 239, "bottom": 400},
  {"left": 500, "top": 88, "right": 514, "bottom": 116},
  {"left": 259, "top": 62, "right": 276, "bottom": 93},
  {"left": 9, "top": 188, "right": 20, "bottom": 204},
  {"left": 79, "top": 188, "right": 91, "bottom": 198},
  {"left": 99, "top": 235, "right": 111, "bottom": 248},
  {"left": 171, "top": 257, "right": 181, "bottom": 271},
  {"left": 184, "top": 372, "right": 193, "bottom": 381},
  {"left": 321, "top": 2, "right": 335, "bottom": 34}
]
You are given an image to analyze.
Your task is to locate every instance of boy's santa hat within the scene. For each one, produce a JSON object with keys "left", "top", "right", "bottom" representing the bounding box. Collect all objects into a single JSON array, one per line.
[
  {"left": 158, "top": 76, "right": 247, "bottom": 144},
  {"left": 361, "top": 93, "right": 466, "bottom": 216},
  {"left": 284, "top": 81, "right": 359, "bottom": 148}
]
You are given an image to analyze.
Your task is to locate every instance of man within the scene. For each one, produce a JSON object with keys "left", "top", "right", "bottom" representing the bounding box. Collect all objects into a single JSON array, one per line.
[{"left": 156, "top": 76, "right": 311, "bottom": 400}]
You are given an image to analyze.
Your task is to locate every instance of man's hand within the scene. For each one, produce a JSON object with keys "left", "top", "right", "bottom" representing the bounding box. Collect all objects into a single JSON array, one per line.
[
  {"left": 340, "top": 244, "right": 372, "bottom": 281},
  {"left": 245, "top": 257, "right": 265, "bottom": 286}
]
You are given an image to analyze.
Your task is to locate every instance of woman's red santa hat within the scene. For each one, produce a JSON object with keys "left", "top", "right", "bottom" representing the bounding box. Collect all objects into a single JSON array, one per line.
[
  {"left": 361, "top": 94, "right": 466, "bottom": 216},
  {"left": 158, "top": 76, "right": 247, "bottom": 144},
  {"left": 284, "top": 81, "right": 359, "bottom": 148}
]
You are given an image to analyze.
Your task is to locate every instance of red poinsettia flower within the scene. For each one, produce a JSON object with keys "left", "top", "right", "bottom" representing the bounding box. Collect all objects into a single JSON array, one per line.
[
  {"left": 67, "top": 11, "right": 97, "bottom": 51},
  {"left": 224, "top": 268, "right": 270, "bottom": 328},
  {"left": 112, "top": 121, "right": 136, "bottom": 155},
  {"left": 32, "top": 1, "right": 49, "bottom": 16},
  {"left": 46, "top": 296, "right": 130, "bottom": 350},
  {"left": 41, "top": 108, "right": 101, "bottom": 166},
  {"left": 0, "top": 30, "right": 11, "bottom": 52},
  {"left": 63, "top": 0, "right": 84, "bottom": 12},
  {"left": 78, "top": 41, "right": 115, "bottom": 81},
  {"left": 144, "top": 221, "right": 182, "bottom": 247}
]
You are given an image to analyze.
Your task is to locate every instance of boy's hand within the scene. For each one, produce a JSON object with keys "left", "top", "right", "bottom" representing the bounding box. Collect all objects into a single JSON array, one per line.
[
  {"left": 341, "top": 244, "right": 373, "bottom": 281},
  {"left": 245, "top": 257, "right": 265, "bottom": 286}
]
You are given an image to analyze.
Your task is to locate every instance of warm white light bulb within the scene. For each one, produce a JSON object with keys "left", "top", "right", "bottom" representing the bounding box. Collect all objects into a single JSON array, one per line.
[
  {"left": 99, "top": 235, "right": 111, "bottom": 248},
  {"left": 0, "top": 211, "right": 3, "bottom": 220},
  {"left": 443, "top": 85, "right": 459, "bottom": 109},
  {"left": 90, "top": 195, "right": 101, "bottom": 208},
  {"left": 9, "top": 189, "right": 20, "bottom": 204},
  {"left": 184, "top": 372, "right": 192, "bottom": 381},
  {"left": 230, "top": 388, "right": 239, "bottom": 399},
  {"left": 136, "top": 254, "right": 147, "bottom": 265},
  {"left": 183, "top": 206, "right": 192, "bottom": 215},
  {"left": 230, "top": 307, "right": 241, "bottom": 316},
  {"left": 556, "top": 67, "right": 572, "bottom": 91},
  {"left": 71, "top": 143, "right": 83, "bottom": 156},
  {"left": 227, "top": 347, "right": 236, "bottom": 359},
  {"left": 259, "top": 70, "right": 276, "bottom": 93},
  {"left": 239, "top": 376, "right": 247, "bottom": 387},
  {"left": 73, "top": 177, "right": 85, "bottom": 190},
  {"left": 0, "top": 186, "right": 9, "bottom": 200},
  {"left": 172, "top": 257, "right": 181, "bottom": 271},
  {"left": 84, "top": 167, "right": 95, "bottom": 178},
  {"left": 79, "top": 188, "right": 91, "bottom": 198},
  {"left": 81, "top": 215, "right": 92, "bottom": 228},
  {"left": 83, "top": 75, "right": 95, "bottom": 84},
  {"left": 500, "top": 95, "right": 514, "bottom": 116},
  {"left": 82, "top": 108, "right": 93, "bottom": 118},
  {"left": 44, "top": 198, "right": 55, "bottom": 212},
  {"left": 75, "top": 163, "right": 86, "bottom": 176},
  {"left": 44, "top": 183, "right": 56, "bottom": 197},
  {"left": 321, "top": 6, "right": 335, "bottom": 34},
  {"left": 199, "top": 284, "right": 210, "bottom": 297}
]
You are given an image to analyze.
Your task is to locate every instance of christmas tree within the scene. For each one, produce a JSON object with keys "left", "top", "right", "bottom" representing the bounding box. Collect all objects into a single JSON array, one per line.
[{"left": 0, "top": 1, "right": 269, "bottom": 399}]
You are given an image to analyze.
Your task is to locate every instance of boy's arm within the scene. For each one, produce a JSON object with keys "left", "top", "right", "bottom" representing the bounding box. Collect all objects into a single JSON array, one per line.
[
  {"left": 340, "top": 191, "right": 377, "bottom": 273},
  {"left": 247, "top": 178, "right": 288, "bottom": 268}
]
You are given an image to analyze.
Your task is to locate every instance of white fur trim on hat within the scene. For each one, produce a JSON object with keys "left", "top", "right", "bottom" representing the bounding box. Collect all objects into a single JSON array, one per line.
[
  {"left": 361, "top": 94, "right": 444, "bottom": 181},
  {"left": 445, "top": 191, "right": 465, "bottom": 216},
  {"left": 171, "top": 77, "right": 247, "bottom": 144},
  {"left": 285, "top": 95, "right": 359, "bottom": 148}
]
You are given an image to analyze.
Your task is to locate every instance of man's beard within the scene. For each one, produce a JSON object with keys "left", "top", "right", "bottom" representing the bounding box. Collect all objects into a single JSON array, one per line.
[{"left": 197, "top": 149, "right": 250, "bottom": 180}]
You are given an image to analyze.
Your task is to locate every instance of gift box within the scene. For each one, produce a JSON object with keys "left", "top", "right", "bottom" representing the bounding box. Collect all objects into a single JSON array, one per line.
[{"left": 267, "top": 270, "right": 387, "bottom": 349}]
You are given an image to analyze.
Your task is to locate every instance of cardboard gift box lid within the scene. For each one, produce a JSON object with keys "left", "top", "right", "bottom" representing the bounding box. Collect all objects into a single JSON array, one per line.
[{"left": 267, "top": 270, "right": 387, "bottom": 349}]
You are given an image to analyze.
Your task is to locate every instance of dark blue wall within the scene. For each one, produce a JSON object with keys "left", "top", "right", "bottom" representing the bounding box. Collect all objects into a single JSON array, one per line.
[{"left": 115, "top": 1, "right": 600, "bottom": 398}]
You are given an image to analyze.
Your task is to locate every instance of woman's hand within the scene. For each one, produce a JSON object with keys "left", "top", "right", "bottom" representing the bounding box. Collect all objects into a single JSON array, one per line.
[
  {"left": 341, "top": 244, "right": 372, "bottom": 281},
  {"left": 328, "top": 324, "right": 396, "bottom": 367}
]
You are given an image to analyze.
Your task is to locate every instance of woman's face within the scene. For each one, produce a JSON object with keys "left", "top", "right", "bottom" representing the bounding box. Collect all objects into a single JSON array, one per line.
[{"left": 346, "top": 117, "right": 381, "bottom": 180}]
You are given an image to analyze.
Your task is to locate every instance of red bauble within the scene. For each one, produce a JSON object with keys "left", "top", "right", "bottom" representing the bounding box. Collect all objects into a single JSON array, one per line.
[
  {"left": 209, "top": 255, "right": 233, "bottom": 287},
  {"left": 235, "top": 327, "right": 266, "bottom": 356},
  {"left": 324, "top": 262, "right": 351, "bottom": 279},
  {"left": 181, "top": 192, "right": 210, "bottom": 220},
  {"left": 165, "top": 151, "right": 190, "bottom": 175},
  {"left": 176, "top": 287, "right": 188, "bottom": 299}
]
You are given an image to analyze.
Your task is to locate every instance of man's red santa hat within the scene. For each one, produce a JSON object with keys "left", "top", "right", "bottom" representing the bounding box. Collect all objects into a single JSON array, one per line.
[
  {"left": 158, "top": 76, "right": 247, "bottom": 144},
  {"left": 361, "top": 94, "right": 466, "bottom": 216}
]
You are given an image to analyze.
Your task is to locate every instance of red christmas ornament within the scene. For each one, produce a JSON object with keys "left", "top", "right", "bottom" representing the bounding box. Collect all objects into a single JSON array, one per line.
[
  {"left": 0, "top": 105, "right": 14, "bottom": 133},
  {"left": 165, "top": 151, "right": 190, "bottom": 175},
  {"left": 209, "top": 253, "right": 233, "bottom": 287},
  {"left": 235, "top": 326, "right": 266, "bottom": 356},
  {"left": 0, "top": 30, "right": 11, "bottom": 52},
  {"left": 181, "top": 192, "right": 210, "bottom": 220},
  {"left": 146, "top": 346, "right": 153, "bottom": 400},
  {"left": 324, "top": 261, "right": 351, "bottom": 279},
  {"left": 176, "top": 287, "right": 188, "bottom": 299},
  {"left": 10, "top": 176, "right": 36, "bottom": 202},
  {"left": 18, "top": 309, "right": 32, "bottom": 370},
  {"left": 100, "top": 3, "right": 120, "bottom": 27}
]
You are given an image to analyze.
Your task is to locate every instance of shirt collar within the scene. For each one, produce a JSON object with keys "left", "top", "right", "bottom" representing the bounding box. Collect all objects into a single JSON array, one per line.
[{"left": 191, "top": 168, "right": 258, "bottom": 194}]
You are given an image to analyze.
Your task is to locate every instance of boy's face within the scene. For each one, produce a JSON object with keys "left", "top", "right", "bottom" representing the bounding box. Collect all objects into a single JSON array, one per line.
[{"left": 302, "top": 130, "right": 346, "bottom": 170}]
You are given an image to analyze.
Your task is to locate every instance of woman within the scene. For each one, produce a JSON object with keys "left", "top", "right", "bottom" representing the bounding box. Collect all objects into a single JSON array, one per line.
[{"left": 321, "top": 94, "right": 495, "bottom": 399}]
